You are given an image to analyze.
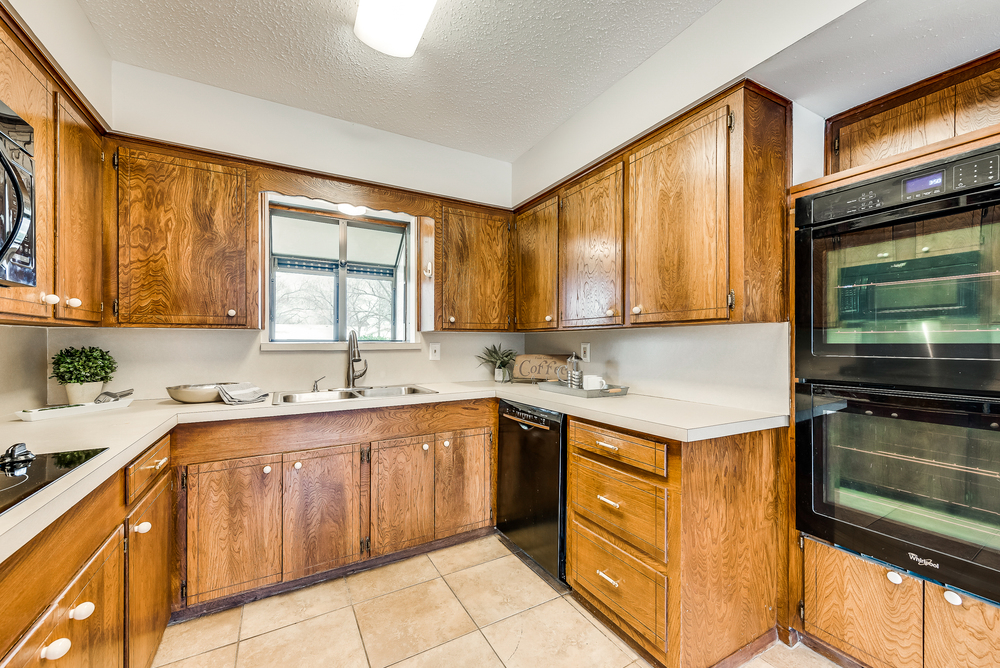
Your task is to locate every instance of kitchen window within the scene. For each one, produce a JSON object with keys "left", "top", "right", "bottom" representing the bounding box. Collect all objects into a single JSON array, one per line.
[{"left": 267, "top": 202, "right": 416, "bottom": 344}]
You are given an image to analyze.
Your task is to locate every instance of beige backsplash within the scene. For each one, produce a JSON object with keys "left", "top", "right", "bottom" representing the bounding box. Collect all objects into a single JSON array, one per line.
[{"left": 0, "top": 325, "right": 48, "bottom": 415}]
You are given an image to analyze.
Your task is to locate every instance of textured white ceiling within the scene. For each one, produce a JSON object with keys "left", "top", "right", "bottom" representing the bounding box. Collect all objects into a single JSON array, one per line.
[{"left": 75, "top": 0, "right": 722, "bottom": 161}]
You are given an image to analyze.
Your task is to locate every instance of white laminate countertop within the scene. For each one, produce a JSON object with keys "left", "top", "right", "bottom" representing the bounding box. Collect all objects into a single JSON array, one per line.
[{"left": 0, "top": 381, "right": 788, "bottom": 563}]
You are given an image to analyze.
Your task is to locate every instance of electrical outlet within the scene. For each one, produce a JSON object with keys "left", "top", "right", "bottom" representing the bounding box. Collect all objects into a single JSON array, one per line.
[
  {"left": 580, "top": 343, "right": 591, "bottom": 363},
  {"left": 429, "top": 343, "right": 441, "bottom": 361}
]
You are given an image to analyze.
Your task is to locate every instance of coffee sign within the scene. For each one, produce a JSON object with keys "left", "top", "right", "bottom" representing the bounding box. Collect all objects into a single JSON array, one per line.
[{"left": 512, "top": 354, "right": 566, "bottom": 382}]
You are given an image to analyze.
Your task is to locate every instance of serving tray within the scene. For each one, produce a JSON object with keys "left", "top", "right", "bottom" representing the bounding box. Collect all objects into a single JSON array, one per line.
[
  {"left": 537, "top": 381, "right": 629, "bottom": 398},
  {"left": 16, "top": 398, "right": 134, "bottom": 422}
]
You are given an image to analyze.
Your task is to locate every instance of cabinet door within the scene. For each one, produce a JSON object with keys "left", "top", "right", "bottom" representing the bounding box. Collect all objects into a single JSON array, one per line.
[
  {"left": 371, "top": 435, "right": 434, "bottom": 555},
  {"left": 803, "top": 539, "right": 922, "bottom": 668},
  {"left": 186, "top": 455, "right": 282, "bottom": 604},
  {"left": 117, "top": 149, "right": 247, "bottom": 326},
  {"left": 435, "top": 429, "right": 490, "bottom": 539},
  {"left": 925, "top": 582, "right": 1000, "bottom": 668},
  {"left": 514, "top": 198, "right": 558, "bottom": 330},
  {"left": 283, "top": 444, "right": 362, "bottom": 580},
  {"left": 54, "top": 95, "right": 102, "bottom": 324},
  {"left": 628, "top": 106, "right": 730, "bottom": 324},
  {"left": 560, "top": 162, "right": 624, "bottom": 327},
  {"left": 440, "top": 206, "right": 510, "bottom": 330},
  {"left": 127, "top": 473, "right": 172, "bottom": 668},
  {"left": 956, "top": 70, "right": 1000, "bottom": 135}
]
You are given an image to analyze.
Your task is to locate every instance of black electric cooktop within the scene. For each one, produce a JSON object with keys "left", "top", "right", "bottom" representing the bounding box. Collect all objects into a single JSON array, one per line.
[{"left": 0, "top": 444, "right": 106, "bottom": 516}]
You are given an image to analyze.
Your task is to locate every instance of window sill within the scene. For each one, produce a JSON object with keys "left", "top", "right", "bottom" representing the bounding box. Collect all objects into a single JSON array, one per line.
[{"left": 260, "top": 341, "right": 423, "bottom": 352}]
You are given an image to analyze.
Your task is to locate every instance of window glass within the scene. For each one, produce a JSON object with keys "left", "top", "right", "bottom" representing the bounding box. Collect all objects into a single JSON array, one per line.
[
  {"left": 347, "top": 275, "right": 394, "bottom": 340},
  {"left": 273, "top": 267, "right": 339, "bottom": 341},
  {"left": 271, "top": 213, "right": 339, "bottom": 260},
  {"left": 347, "top": 224, "right": 404, "bottom": 265}
]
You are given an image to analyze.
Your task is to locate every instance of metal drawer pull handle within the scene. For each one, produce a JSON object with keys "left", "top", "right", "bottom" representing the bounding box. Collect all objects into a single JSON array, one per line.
[
  {"left": 886, "top": 571, "right": 903, "bottom": 585},
  {"left": 596, "top": 569, "right": 619, "bottom": 588},
  {"left": 597, "top": 495, "right": 620, "bottom": 509},
  {"left": 595, "top": 441, "right": 618, "bottom": 452}
]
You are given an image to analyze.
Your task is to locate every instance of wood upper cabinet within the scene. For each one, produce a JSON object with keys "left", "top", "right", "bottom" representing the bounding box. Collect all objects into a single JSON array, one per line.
[
  {"left": 53, "top": 94, "right": 102, "bottom": 324},
  {"left": 514, "top": 197, "right": 558, "bottom": 330},
  {"left": 628, "top": 105, "right": 730, "bottom": 324},
  {"left": 186, "top": 454, "right": 282, "bottom": 604},
  {"left": 371, "top": 435, "right": 435, "bottom": 555},
  {"left": 956, "top": 69, "right": 1000, "bottom": 134},
  {"left": 439, "top": 205, "right": 510, "bottom": 330},
  {"left": 559, "top": 162, "right": 624, "bottom": 328},
  {"left": 803, "top": 539, "right": 923, "bottom": 668},
  {"left": 434, "top": 429, "right": 491, "bottom": 539},
  {"left": 117, "top": 148, "right": 248, "bottom": 327},
  {"left": 925, "top": 582, "right": 1000, "bottom": 668},
  {"left": 282, "top": 444, "right": 362, "bottom": 580},
  {"left": 127, "top": 473, "right": 172, "bottom": 668}
]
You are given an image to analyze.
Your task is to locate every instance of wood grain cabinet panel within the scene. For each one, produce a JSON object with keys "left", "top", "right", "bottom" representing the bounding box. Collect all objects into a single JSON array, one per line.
[
  {"left": 514, "top": 197, "right": 558, "bottom": 330},
  {"left": 559, "top": 162, "right": 624, "bottom": 328},
  {"left": 282, "top": 444, "right": 362, "bottom": 579},
  {"left": 440, "top": 206, "right": 510, "bottom": 330},
  {"left": 956, "top": 69, "right": 1000, "bottom": 134},
  {"left": 127, "top": 473, "right": 172, "bottom": 668},
  {"left": 434, "top": 429, "right": 490, "bottom": 539},
  {"left": 186, "top": 455, "right": 282, "bottom": 604},
  {"left": 628, "top": 106, "right": 730, "bottom": 325},
  {"left": 925, "top": 582, "right": 1000, "bottom": 668},
  {"left": 371, "top": 435, "right": 435, "bottom": 555},
  {"left": 803, "top": 538, "right": 922, "bottom": 668},
  {"left": 54, "top": 95, "right": 102, "bottom": 324},
  {"left": 117, "top": 149, "right": 248, "bottom": 326}
]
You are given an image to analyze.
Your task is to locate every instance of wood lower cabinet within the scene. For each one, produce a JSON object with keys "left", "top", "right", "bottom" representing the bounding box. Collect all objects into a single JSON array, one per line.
[
  {"left": 127, "top": 473, "right": 172, "bottom": 668},
  {"left": 439, "top": 205, "right": 511, "bottom": 330},
  {"left": 116, "top": 148, "right": 248, "bottom": 327},
  {"left": 282, "top": 444, "right": 363, "bottom": 579},
  {"left": 434, "top": 428, "right": 491, "bottom": 539},
  {"left": 803, "top": 538, "right": 923, "bottom": 668},
  {"left": 559, "top": 162, "right": 624, "bottom": 328},
  {"left": 371, "top": 435, "right": 436, "bottom": 555},
  {"left": 925, "top": 582, "right": 1000, "bottom": 668},
  {"left": 514, "top": 197, "right": 558, "bottom": 330},
  {"left": 186, "top": 455, "right": 282, "bottom": 604}
]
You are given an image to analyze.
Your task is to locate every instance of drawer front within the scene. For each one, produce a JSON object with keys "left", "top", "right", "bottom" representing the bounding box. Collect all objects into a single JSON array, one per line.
[
  {"left": 570, "top": 422, "right": 664, "bottom": 475},
  {"left": 571, "top": 452, "right": 665, "bottom": 560},
  {"left": 126, "top": 436, "right": 171, "bottom": 504},
  {"left": 571, "top": 519, "right": 666, "bottom": 649}
]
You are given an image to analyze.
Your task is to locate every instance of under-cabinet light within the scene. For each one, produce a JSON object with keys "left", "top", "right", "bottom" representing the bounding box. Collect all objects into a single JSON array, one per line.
[
  {"left": 337, "top": 203, "right": 368, "bottom": 216},
  {"left": 354, "top": 0, "right": 438, "bottom": 58}
]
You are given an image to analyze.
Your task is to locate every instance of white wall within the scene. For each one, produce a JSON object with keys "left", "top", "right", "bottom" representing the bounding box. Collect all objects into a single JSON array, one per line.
[
  {"left": 111, "top": 63, "right": 513, "bottom": 208},
  {"left": 5, "top": 0, "right": 112, "bottom": 122},
  {"left": 511, "top": 0, "right": 866, "bottom": 205},
  {"left": 44, "top": 329, "right": 524, "bottom": 404},
  {"left": 0, "top": 325, "right": 48, "bottom": 415},
  {"left": 525, "top": 323, "right": 790, "bottom": 415},
  {"left": 793, "top": 102, "right": 826, "bottom": 185}
]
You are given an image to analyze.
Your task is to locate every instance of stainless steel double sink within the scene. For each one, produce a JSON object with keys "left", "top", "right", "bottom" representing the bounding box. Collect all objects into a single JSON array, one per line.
[{"left": 272, "top": 385, "right": 437, "bottom": 405}]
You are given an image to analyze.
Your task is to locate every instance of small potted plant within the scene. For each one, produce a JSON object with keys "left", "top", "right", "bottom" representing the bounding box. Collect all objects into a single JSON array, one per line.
[
  {"left": 476, "top": 344, "right": 518, "bottom": 383},
  {"left": 50, "top": 346, "right": 118, "bottom": 404}
]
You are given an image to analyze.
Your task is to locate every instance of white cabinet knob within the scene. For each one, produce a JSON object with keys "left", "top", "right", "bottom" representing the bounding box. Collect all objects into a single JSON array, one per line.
[
  {"left": 606, "top": 309, "right": 614, "bottom": 317},
  {"left": 632, "top": 305, "right": 642, "bottom": 315},
  {"left": 886, "top": 571, "right": 903, "bottom": 585},
  {"left": 66, "top": 297, "right": 82, "bottom": 308},
  {"left": 263, "top": 465, "right": 272, "bottom": 474},
  {"left": 41, "top": 293, "right": 60, "bottom": 305},
  {"left": 422, "top": 443, "right": 429, "bottom": 451},
  {"left": 227, "top": 309, "right": 236, "bottom": 317},
  {"left": 944, "top": 590, "right": 963, "bottom": 606},
  {"left": 40, "top": 638, "right": 71, "bottom": 660},
  {"left": 545, "top": 316, "right": 552, "bottom": 322},
  {"left": 69, "top": 601, "right": 95, "bottom": 621},
  {"left": 293, "top": 462, "right": 302, "bottom": 470},
  {"left": 444, "top": 440, "right": 450, "bottom": 447},
  {"left": 135, "top": 521, "right": 152, "bottom": 534},
  {"left": 449, "top": 316, "right": 455, "bottom": 323}
]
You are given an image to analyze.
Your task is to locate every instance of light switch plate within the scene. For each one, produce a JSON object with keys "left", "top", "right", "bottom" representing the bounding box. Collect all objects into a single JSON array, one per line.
[
  {"left": 581, "top": 343, "right": 591, "bottom": 363},
  {"left": 429, "top": 343, "right": 441, "bottom": 361}
]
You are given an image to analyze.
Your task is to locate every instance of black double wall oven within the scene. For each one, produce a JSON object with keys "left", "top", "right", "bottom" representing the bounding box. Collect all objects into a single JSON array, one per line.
[{"left": 796, "top": 141, "right": 1000, "bottom": 603}]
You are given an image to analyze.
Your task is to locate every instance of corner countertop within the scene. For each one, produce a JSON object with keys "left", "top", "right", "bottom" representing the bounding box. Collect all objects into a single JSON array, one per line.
[{"left": 0, "top": 381, "right": 788, "bottom": 564}]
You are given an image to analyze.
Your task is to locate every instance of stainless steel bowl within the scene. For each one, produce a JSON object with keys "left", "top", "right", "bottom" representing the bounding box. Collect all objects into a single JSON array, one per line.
[{"left": 166, "top": 383, "right": 237, "bottom": 403}]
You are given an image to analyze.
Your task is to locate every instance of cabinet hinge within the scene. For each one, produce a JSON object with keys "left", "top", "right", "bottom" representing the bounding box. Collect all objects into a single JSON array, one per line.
[
  {"left": 799, "top": 600, "right": 805, "bottom": 622},
  {"left": 123, "top": 537, "right": 128, "bottom": 554},
  {"left": 799, "top": 534, "right": 805, "bottom": 550},
  {"left": 112, "top": 299, "right": 119, "bottom": 317},
  {"left": 101, "top": 151, "right": 105, "bottom": 163},
  {"left": 112, "top": 152, "right": 118, "bottom": 169},
  {"left": 360, "top": 446, "right": 371, "bottom": 463},
  {"left": 180, "top": 582, "right": 187, "bottom": 600},
  {"left": 100, "top": 302, "right": 104, "bottom": 312},
  {"left": 834, "top": 137, "right": 840, "bottom": 155},
  {"left": 180, "top": 471, "right": 187, "bottom": 490},
  {"left": 726, "top": 290, "right": 735, "bottom": 310},
  {"left": 727, "top": 111, "right": 735, "bottom": 133},
  {"left": 360, "top": 536, "right": 370, "bottom": 554}
]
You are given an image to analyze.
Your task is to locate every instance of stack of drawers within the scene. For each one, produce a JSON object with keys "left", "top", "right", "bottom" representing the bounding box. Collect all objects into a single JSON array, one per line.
[{"left": 566, "top": 419, "right": 677, "bottom": 666}]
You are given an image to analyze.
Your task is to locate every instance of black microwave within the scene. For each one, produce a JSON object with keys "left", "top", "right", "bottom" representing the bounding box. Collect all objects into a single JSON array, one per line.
[{"left": 0, "top": 99, "right": 34, "bottom": 288}]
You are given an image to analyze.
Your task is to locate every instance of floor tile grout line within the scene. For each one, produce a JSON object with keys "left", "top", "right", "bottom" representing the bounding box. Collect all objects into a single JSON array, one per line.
[
  {"left": 350, "top": 603, "right": 375, "bottom": 668},
  {"left": 381, "top": 629, "right": 487, "bottom": 668}
]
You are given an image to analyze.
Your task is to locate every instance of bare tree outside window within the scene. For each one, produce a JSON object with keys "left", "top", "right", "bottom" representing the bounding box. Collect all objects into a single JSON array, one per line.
[
  {"left": 274, "top": 271, "right": 338, "bottom": 340},
  {"left": 347, "top": 276, "right": 394, "bottom": 340}
]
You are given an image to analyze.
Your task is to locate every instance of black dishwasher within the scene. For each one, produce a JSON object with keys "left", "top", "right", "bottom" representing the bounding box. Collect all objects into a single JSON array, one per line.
[{"left": 496, "top": 399, "right": 567, "bottom": 582}]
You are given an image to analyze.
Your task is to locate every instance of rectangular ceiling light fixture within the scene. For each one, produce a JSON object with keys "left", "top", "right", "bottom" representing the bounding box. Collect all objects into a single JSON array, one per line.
[{"left": 354, "top": 0, "right": 438, "bottom": 58}]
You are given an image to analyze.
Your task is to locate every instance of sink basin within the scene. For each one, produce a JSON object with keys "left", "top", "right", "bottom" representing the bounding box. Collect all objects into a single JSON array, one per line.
[
  {"left": 272, "top": 385, "right": 436, "bottom": 405},
  {"left": 354, "top": 385, "right": 437, "bottom": 398}
]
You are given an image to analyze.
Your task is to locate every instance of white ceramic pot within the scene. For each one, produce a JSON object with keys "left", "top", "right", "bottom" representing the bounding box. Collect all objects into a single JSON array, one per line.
[
  {"left": 65, "top": 381, "right": 104, "bottom": 404},
  {"left": 494, "top": 367, "right": 504, "bottom": 382}
]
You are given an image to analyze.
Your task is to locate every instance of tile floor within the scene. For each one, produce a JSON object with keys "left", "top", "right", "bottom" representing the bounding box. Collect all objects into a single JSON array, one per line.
[{"left": 151, "top": 535, "right": 840, "bottom": 668}]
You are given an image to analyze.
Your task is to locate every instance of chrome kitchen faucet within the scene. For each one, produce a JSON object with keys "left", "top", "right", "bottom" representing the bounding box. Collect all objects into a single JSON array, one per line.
[{"left": 346, "top": 330, "right": 368, "bottom": 388}]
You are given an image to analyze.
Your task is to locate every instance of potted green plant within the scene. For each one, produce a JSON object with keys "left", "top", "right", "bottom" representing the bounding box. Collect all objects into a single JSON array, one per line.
[
  {"left": 476, "top": 344, "right": 518, "bottom": 383},
  {"left": 50, "top": 346, "right": 118, "bottom": 404}
]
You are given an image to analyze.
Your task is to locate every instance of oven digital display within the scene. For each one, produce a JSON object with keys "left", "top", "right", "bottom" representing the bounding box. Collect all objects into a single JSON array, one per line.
[{"left": 905, "top": 171, "right": 944, "bottom": 194}]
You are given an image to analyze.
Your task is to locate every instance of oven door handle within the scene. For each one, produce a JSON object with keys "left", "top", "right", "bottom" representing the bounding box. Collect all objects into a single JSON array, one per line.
[
  {"left": 502, "top": 413, "right": 550, "bottom": 430},
  {"left": 0, "top": 148, "right": 26, "bottom": 264}
]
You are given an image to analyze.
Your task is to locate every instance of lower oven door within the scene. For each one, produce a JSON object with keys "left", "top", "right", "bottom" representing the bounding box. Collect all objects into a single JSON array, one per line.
[{"left": 797, "top": 383, "right": 1000, "bottom": 601}]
